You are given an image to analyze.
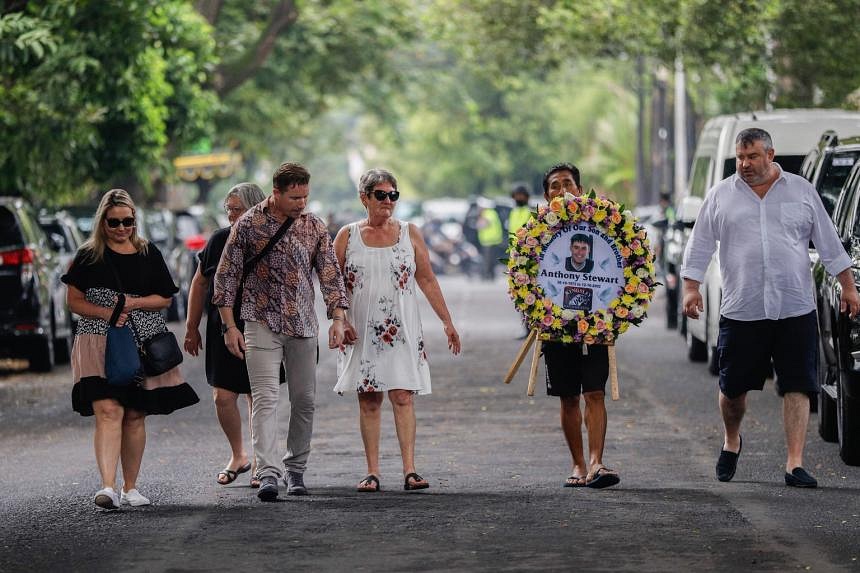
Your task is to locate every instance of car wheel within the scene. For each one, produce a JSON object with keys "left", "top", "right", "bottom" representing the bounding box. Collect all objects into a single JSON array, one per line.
[
  {"left": 665, "top": 285, "right": 678, "bottom": 330},
  {"left": 53, "top": 312, "right": 74, "bottom": 365},
  {"left": 686, "top": 327, "right": 707, "bottom": 362},
  {"left": 817, "top": 338, "right": 838, "bottom": 442},
  {"left": 707, "top": 344, "right": 719, "bottom": 376},
  {"left": 29, "top": 334, "right": 54, "bottom": 372},
  {"left": 837, "top": 369, "right": 860, "bottom": 465}
]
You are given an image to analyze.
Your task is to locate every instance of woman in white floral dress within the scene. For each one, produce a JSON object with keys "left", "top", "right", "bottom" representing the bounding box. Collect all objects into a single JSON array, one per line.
[{"left": 333, "top": 168, "right": 461, "bottom": 492}]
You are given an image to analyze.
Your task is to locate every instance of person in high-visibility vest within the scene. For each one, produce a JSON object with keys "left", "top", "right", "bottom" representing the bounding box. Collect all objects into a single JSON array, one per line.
[
  {"left": 508, "top": 184, "right": 532, "bottom": 237},
  {"left": 476, "top": 199, "right": 503, "bottom": 280}
]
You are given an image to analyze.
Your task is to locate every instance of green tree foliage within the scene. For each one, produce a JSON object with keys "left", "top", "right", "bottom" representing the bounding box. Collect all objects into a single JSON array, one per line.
[
  {"left": 0, "top": 1, "right": 217, "bottom": 205},
  {"left": 204, "top": 0, "right": 416, "bottom": 168}
]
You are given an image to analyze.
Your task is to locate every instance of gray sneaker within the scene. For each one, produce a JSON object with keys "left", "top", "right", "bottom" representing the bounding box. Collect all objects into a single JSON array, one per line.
[
  {"left": 284, "top": 471, "right": 308, "bottom": 496},
  {"left": 257, "top": 476, "right": 279, "bottom": 502}
]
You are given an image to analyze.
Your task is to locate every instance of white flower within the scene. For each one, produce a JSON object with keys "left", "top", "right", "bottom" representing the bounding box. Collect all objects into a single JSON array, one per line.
[
  {"left": 561, "top": 309, "right": 575, "bottom": 321},
  {"left": 517, "top": 256, "right": 529, "bottom": 266},
  {"left": 632, "top": 305, "right": 645, "bottom": 318},
  {"left": 636, "top": 268, "right": 649, "bottom": 278},
  {"left": 545, "top": 211, "right": 560, "bottom": 226},
  {"left": 623, "top": 209, "right": 634, "bottom": 219},
  {"left": 564, "top": 192, "right": 576, "bottom": 202},
  {"left": 541, "top": 233, "right": 552, "bottom": 244}
]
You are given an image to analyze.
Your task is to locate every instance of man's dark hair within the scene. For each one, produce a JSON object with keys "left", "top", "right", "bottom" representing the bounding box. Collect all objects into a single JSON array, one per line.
[
  {"left": 735, "top": 128, "right": 773, "bottom": 151},
  {"left": 542, "top": 162, "right": 581, "bottom": 193},
  {"left": 511, "top": 183, "right": 530, "bottom": 198},
  {"left": 570, "top": 233, "right": 591, "bottom": 246},
  {"left": 659, "top": 192, "right": 671, "bottom": 203},
  {"left": 273, "top": 162, "right": 311, "bottom": 191}
]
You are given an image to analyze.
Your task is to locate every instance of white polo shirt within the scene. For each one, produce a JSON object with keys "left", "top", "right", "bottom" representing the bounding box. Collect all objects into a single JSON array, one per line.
[{"left": 681, "top": 165, "right": 852, "bottom": 321}]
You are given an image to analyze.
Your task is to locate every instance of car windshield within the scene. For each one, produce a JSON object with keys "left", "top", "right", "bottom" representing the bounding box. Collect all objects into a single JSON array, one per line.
[
  {"left": 0, "top": 206, "right": 23, "bottom": 247},
  {"left": 818, "top": 151, "right": 860, "bottom": 216}
]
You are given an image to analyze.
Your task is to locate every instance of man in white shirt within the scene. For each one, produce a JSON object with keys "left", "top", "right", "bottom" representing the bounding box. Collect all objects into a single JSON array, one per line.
[{"left": 681, "top": 128, "right": 860, "bottom": 489}]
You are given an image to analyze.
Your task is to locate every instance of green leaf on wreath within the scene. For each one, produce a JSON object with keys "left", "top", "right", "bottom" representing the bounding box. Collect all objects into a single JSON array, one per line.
[{"left": 587, "top": 189, "right": 597, "bottom": 199}]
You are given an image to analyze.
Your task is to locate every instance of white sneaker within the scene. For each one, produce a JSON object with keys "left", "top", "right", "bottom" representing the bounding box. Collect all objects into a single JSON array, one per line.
[
  {"left": 120, "top": 488, "right": 151, "bottom": 507},
  {"left": 93, "top": 487, "right": 120, "bottom": 510}
]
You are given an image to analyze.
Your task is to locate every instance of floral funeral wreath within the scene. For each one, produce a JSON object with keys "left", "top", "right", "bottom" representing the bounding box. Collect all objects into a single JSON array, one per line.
[{"left": 502, "top": 191, "right": 658, "bottom": 398}]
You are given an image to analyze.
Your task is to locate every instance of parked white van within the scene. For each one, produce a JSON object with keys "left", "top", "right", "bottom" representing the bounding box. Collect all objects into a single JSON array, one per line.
[{"left": 671, "top": 109, "right": 860, "bottom": 373}]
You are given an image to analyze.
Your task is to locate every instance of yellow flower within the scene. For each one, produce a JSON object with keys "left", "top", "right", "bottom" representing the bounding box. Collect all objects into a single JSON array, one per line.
[
  {"left": 551, "top": 318, "right": 562, "bottom": 329},
  {"left": 621, "top": 294, "right": 635, "bottom": 305},
  {"left": 619, "top": 322, "right": 630, "bottom": 333},
  {"left": 561, "top": 334, "right": 573, "bottom": 344},
  {"left": 592, "top": 209, "right": 607, "bottom": 223}
]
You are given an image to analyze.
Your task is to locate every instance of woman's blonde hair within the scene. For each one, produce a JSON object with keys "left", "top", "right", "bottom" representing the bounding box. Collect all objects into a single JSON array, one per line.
[{"left": 80, "top": 189, "right": 148, "bottom": 263}]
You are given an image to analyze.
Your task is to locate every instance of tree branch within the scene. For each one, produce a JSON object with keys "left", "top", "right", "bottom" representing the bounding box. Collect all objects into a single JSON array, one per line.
[
  {"left": 194, "top": 0, "right": 224, "bottom": 26},
  {"left": 214, "top": 0, "right": 298, "bottom": 97}
]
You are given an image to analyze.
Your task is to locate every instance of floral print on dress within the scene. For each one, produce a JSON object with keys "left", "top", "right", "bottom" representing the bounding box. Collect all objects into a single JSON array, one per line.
[
  {"left": 344, "top": 260, "right": 364, "bottom": 292},
  {"left": 417, "top": 335, "right": 428, "bottom": 364},
  {"left": 357, "top": 359, "right": 380, "bottom": 393},
  {"left": 369, "top": 296, "right": 405, "bottom": 353},
  {"left": 390, "top": 243, "right": 414, "bottom": 293}
]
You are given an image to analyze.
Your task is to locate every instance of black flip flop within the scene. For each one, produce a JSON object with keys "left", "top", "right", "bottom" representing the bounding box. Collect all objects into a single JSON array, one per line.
[
  {"left": 217, "top": 461, "right": 252, "bottom": 485},
  {"left": 716, "top": 435, "right": 742, "bottom": 482},
  {"left": 357, "top": 475, "right": 381, "bottom": 492},
  {"left": 586, "top": 467, "right": 620, "bottom": 489},
  {"left": 564, "top": 475, "right": 587, "bottom": 488},
  {"left": 404, "top": 472, "right": 430, "bottom": 491}
]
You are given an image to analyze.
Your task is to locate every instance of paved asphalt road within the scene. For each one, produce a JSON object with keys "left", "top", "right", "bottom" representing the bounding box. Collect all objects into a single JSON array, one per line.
[{"left": 1, "top": 277, "right": 858, "bottom": 572}]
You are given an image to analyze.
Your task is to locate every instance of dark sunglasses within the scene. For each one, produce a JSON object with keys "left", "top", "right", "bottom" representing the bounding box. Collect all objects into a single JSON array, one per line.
[
  {"left": 367, "top": 189, "right": 400, "bottom": 202},
  {"left": 106, "top": 217, "right": 136, "bottom": 228}
]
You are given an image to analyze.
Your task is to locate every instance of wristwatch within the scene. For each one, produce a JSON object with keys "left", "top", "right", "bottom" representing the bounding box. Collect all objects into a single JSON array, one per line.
[{"left": 220, "top": 323, "right": 238, "bottom": 336}]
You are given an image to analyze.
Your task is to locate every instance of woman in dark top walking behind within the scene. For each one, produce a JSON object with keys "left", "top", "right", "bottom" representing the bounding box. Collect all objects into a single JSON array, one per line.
[
  {"left": 63, "top": 189, "right": 199, "bottom": 510},
  {"left": 183, "top": 183, "right": 266, "bottom": 487}
]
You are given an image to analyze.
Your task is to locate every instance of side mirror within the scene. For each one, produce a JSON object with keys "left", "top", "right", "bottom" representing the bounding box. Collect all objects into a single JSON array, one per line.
[
  {"left": 48, "top": 232, "right": 66, "bottom": 252},
  {"left": 677, "top": 196, "right": 703, "bottom": 228}
]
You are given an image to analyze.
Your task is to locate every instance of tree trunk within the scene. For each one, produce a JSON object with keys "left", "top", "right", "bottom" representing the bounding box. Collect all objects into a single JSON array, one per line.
[{"left": 195, "top": 0, "right": 224, "bottom": 25}]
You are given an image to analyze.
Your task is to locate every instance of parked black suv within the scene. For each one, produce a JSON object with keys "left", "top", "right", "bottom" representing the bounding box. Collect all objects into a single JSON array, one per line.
[
  {"left": 0, "top": 197, "right": 72, "bottom": 371},
  {"left": 814, "top": 160, "right": 860, "bottom": 465},
  {"left": 800, "top": 132, "right": 860, "bottom": 217}
]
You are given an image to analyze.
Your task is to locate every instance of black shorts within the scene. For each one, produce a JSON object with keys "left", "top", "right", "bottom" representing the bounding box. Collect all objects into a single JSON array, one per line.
[
  {"left": 543, "top": 342, "right": 608, "bottom": 397},
  {"left": 717, "top": 311, "right": 818, "bottom": 399}
]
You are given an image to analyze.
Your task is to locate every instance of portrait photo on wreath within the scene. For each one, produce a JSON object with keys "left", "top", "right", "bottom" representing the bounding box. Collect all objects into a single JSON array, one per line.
[{"left": 563, "top": 233, "right": 594, "bottom": 273}]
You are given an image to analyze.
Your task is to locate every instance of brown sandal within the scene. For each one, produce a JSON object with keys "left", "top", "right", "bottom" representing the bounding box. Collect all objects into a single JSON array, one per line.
[
  {"left": 357, "top": 475, "right": 381, "bottom": 492},
  {"left": 404, "top": 472, "right": 429, "bottom": 491}
]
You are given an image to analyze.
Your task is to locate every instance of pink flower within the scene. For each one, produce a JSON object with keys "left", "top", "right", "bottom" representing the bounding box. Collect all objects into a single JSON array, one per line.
[
  {"left": 542, "top": 314, "right": 554, "bottom": 326},
  {"left": 514, "top": 273, "right": 529, "bottom": 285},
  {"left": 524, "top": 293, "right": 536, "bottom": 305}
]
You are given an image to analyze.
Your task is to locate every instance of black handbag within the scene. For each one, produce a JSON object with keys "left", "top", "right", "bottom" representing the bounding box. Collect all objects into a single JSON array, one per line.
[
  {"left": 106, "top": 256, "right": 183, "bottom": 377},
  {"left": 137, "top": 329, "right": 184, "bottom": 376}
]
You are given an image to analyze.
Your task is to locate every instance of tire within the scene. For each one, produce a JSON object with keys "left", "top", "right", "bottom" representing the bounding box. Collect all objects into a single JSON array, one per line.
[
  {"left": 29, "top": 334, "right": 54, "bottom": 372},
  {"left": 686, "top": 328, "right": 707, "bottom": 362},
  {"left": 707, "top": 345, "right": 720, "bottom": 376},
  {"left": 818, "top": 338, "right": 838, "bottom": 441},
  {"left": 665, "top": 285, "right": 678, "bottom": 330},
  {"left": 837, "top": 371, "right": 860, "bottom": 465},
  {"left": 53, "top": 312, "right": 73, "bottom": 365}
]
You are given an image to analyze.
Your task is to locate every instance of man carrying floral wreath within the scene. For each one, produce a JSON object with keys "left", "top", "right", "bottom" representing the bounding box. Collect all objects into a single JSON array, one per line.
[{"left": 540, "top": 162, "right": 620, "bottom": 489}]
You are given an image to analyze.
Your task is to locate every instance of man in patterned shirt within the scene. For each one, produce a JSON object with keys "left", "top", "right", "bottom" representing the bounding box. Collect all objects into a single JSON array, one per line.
[{"left": 213, "top": 162, "right": 349, "bottom": 501}]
